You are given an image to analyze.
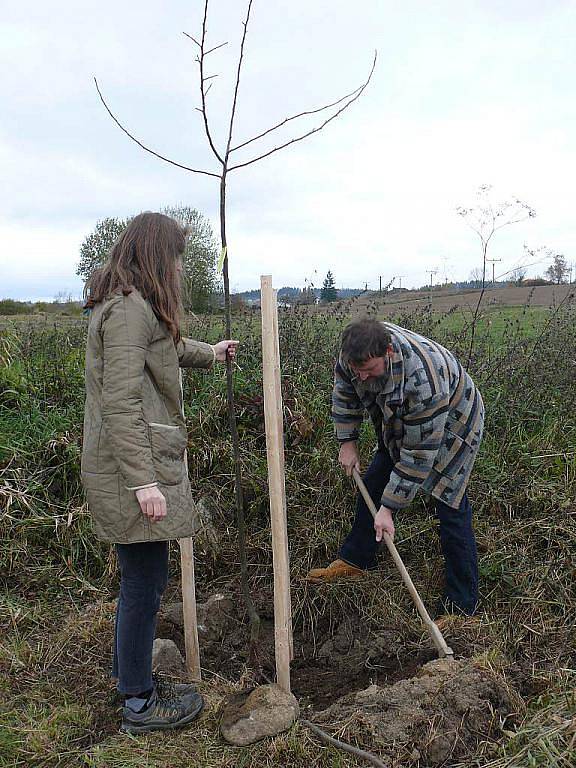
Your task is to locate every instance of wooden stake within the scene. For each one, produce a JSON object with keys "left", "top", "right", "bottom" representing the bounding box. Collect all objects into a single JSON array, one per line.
[
  {"left": 271, "top": 289, "right": 294, "bottom": 662},
  {"left": 180, "top": 536, "right": 202, "bottom": 680},
  {"left": 261, "top": 275, "right": 293, "bottom": 692}
]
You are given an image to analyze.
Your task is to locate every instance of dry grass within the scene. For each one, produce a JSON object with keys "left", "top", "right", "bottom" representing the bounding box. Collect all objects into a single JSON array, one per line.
[{"left": 1, "top": 294, "right": 576, "bottom": 766}]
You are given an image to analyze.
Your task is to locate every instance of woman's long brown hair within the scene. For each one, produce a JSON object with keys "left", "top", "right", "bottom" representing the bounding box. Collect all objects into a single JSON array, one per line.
[{"left": 84, "top": 212, "right": 186, "bottom": 341}]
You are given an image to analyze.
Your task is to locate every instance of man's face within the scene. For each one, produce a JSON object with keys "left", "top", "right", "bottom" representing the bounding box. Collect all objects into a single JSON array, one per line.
[{"left": 350, "top": 355, "right": 387, "bottom": 382}]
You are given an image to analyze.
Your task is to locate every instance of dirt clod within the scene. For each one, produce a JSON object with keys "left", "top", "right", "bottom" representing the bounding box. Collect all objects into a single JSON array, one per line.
[{"left": 313, "top": 658, "right": 516, "bottom": 766}]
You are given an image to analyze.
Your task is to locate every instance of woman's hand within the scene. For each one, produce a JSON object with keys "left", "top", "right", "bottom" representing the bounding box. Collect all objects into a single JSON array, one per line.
[
  {"left": 213, "top": 340, "right": 239, "bottom": 363},
  {"left": 135, "top": 486, "right": 167, "bottom": 523},
  {"left": 338, "top": 441, "right": 360, "bottom": 477},
  {"left": 374, "top": 505, "right": 395, "bottom": 542}
]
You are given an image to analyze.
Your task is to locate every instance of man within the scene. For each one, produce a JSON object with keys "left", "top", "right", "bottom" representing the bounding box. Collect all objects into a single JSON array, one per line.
[{"left": 307, "top": 318, "right": 484, "bottom": 617}]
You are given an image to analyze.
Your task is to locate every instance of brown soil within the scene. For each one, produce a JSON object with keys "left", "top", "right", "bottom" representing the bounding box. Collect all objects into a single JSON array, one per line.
[
  {"left": 348, "top": 283, "right": 576, "bottom": 315},
  {"left": 156, "top": 597, "right": 517, "bottom": 765},
  {"left": 314, "top": 657, "right": 516, "bottom": 766},
  {"left": 157, "top": 601, "right": 441, "bottom": 710}
]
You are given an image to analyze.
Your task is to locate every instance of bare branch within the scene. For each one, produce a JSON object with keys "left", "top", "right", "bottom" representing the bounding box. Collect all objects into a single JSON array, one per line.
[
  {"left": 198, "top": 0, "right": 225, "bottom": 165},
  {"left": 231, "top": 83, "right": 364, "bottom": 153},
  {"left": 205, "top": 41, "right": 229, "bottom": 56},
  {"left": 302, "top": 720, "right": 388, "bottom": 768},
  {"left": 228, "top": 51, "right": 377, "bottom": 171},
  {"left": 93, "top": 78, "right": 220, "bottom": 178},
  {"left": 223, "top": 0, "right": 254, "bottom": 164},
  {"left": 493, "top": 212, "right": 535, "bottom": 232},
  {"left": 182, "top": 31, "right": 201, "bottom": 48},
  {"left": 203, "top": 74, "right": 219, "bottom": 82}
]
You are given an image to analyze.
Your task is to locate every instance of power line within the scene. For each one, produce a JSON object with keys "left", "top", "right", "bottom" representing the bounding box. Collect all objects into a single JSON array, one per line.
[{"left": 486, "top": 258, "right": 502, "bottom": 286}]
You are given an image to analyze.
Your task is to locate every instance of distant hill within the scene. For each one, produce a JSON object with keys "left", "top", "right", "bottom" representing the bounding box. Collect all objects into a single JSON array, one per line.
[{"left": 233, "top": 286, "right": 365, "bottom": 303}]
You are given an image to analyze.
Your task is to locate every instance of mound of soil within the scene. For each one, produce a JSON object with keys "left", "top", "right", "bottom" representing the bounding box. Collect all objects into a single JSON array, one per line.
[
  {"left": 157, "top": 591, "right": 518, "bottom": 763},
  {"left": 312, "top": 657, "right": 515, "bottom": 766}
]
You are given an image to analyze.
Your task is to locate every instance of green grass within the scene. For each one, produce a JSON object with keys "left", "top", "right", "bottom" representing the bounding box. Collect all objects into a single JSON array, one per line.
[
  {"left": 435, "top": 304, "right": 551, "bottom": 339},
  {"left": 1, "top": 298, "right": 576, "bottom": 766}
]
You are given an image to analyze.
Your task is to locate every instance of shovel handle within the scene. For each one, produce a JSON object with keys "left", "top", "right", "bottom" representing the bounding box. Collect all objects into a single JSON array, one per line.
[{"left": 352, "top": 468, "right": 454, "bottom": 659}]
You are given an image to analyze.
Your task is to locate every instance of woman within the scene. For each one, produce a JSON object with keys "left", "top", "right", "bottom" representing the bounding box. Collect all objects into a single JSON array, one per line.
[{"left": 81, "top": 212, "right": 237, "bottom": 733}]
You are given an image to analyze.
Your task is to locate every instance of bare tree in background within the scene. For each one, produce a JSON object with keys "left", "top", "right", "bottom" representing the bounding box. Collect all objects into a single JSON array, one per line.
[
  {"left": 457, "top": 184, "right": 535, "bottom": 366},
  {"left": 95, "top": 1, "right": 376, "bottom": 659},
  {"left": 469, "top": 267, "right": 484, "bottom": 287},
  {"left": 545, "top": 253, "right": 570, "bottom": 284},
  {"left": 510, "top": 266, "right": 527, "bottom": 286}
]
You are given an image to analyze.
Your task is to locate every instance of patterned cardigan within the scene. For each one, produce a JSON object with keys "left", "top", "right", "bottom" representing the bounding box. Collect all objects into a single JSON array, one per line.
[{"left": 332, "top": 323, "right": 484, "bottom": 510}]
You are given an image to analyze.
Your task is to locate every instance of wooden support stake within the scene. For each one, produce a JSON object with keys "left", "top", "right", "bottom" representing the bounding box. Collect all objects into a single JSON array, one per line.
[
  {"left": 261, "top": 275, "right": 293, "bottom": 692},
  {"left": 180, "top": 536, "right": 202, "bottom": 680},
  {"left": 271, "top": 289, "right": 294, "bottom": 661}
]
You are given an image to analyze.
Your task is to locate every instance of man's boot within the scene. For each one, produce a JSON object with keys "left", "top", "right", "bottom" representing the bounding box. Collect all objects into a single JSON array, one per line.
[{"left": 306, "top": 559, "right": 364, "bottom": 583}]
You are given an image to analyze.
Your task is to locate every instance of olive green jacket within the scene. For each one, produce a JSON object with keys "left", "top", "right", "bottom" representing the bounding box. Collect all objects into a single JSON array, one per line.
[{"left": 81, "top": 289, "right": 215, "bottom": 543}]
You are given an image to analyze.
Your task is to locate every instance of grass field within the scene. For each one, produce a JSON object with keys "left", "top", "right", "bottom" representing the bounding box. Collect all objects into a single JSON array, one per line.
[{"left": 1, "top": 292, "right": 575, "bottom": 767}]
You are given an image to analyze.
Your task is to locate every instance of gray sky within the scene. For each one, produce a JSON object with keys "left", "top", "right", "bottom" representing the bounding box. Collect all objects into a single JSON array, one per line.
[{"left": 1, "top": 0, "right": 575, "bottom": 300}]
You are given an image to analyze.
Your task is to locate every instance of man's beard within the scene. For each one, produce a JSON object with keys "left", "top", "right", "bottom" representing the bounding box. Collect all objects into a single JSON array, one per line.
[{"left": 360, "top": 373, "right": 389, "bottom": 393}]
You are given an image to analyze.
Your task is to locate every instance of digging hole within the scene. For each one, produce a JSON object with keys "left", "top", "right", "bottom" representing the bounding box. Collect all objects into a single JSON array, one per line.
[{"left": 157, "top": 601, "right": 436, "bottom": 709}]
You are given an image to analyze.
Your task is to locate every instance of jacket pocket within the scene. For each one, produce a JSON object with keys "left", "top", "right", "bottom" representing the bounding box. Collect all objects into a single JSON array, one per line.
[{"left": 148, "top": 423, "right": 187, "bottom": 486}]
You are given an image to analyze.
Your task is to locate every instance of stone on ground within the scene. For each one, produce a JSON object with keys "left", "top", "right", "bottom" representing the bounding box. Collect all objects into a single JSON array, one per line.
[
  {"left": 161, "top": 593, "right": 234, "bottom": 640},
  {"left": 220, "top": 684, "right": 300, "bottom": 746},
  {"left": 152, "top": 638, "right": 187, "bottom": 678}
]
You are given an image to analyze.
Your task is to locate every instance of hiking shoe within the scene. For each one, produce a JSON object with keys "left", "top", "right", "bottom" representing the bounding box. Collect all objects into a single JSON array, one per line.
[
  {"left": 153, "top": 673, "right": 197, "bottom": 700},
  {"left": 306, "top": 559, "right": 364, "bottom": 583},
  {"left": 121, "top": 685, "right": 204, "bottom": 734},
  {"left": 174, "top": 683, "right": 197, "bottom": 696}
]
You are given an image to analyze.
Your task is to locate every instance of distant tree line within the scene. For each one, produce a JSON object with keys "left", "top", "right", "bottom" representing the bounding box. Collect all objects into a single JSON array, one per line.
[
  {"left": 0, "top": 297, "right": 84, "bottom": 316},
  {"left": 233, "top": 272, "right": 362, "bottom": 305}
]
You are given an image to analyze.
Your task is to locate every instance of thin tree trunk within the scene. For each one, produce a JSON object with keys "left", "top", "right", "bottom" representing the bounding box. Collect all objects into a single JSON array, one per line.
[
  {"left": 220, "top": 171, "right": 261, "bottom": 655},
  {"left": 466, "top": 240, "right": 488, "bottom": 368}
]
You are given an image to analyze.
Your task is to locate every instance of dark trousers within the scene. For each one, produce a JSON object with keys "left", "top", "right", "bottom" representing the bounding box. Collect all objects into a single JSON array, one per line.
[
  {"left": 112, "top": 541, "right": 169, "bottom": 695},
  {"left": 339, "top": 449, "right": 478, "bottom": 615}
]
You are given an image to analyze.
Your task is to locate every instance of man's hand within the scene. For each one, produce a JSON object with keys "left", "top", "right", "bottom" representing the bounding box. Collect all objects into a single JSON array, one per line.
[
  {"left": 338, "top": 441, "right": 360, "bottom": 477},
  {"left": 374, "top": 505, "right": 395, "bottom": 542},
  {"left": 213, "top": 340, "right": 239, "bottom": 363},
  {"left": 135, "top": 486, "right": 167, "bottom": 523}
]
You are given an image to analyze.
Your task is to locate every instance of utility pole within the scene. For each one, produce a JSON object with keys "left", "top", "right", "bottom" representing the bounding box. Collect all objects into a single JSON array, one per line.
[
  {"left": 396, "top": 275, "right": 405, "bottom": 291},
  {"left": 428, "top": 269, "right": 438, "bottom": 315},
  {"left": 441, "top": 255, "right": 450, "bottom": 286},
  {"left": 486, "top": 258, "right": 502, "bottom": 286},
  {"left": 379, "top": 275, "right": 382, "bottom": 297}
]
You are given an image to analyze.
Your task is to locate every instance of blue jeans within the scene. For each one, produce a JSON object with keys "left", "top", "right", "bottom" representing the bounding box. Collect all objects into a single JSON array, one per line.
[
  {"left": 339, "top": 450, "right": 479, "bottom": 615},
  {"left": 112, "top": 541, "right": 169, "bottom": 695}
]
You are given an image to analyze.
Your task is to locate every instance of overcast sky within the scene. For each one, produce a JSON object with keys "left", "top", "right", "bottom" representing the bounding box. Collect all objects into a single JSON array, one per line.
[{"left": 1, "top": 0, "right": 575, "bottom": 300}]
